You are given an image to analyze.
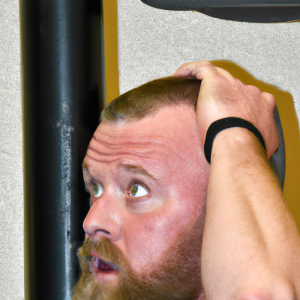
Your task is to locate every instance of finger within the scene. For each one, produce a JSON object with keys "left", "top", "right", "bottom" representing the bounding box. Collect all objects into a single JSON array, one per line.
[
  {"left": 262, "top": 92, "right": 276, "bottom": 113},
  {"left": 235, "top": 78, "right": 245, "bottom": 86},
  {"left": 172, "top": 60, "right": 218, "bottom": 80},
  {"left": 214, "top": 67, "right": 237, "bottom": 83}
]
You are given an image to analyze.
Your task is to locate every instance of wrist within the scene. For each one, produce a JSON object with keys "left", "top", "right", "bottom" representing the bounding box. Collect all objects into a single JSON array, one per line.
[
  {"left": 211, "top": 127, "right": 267, "bottom": 165},
  {"left": 204, "top": 118, "right": 266, "bottom": 164}
]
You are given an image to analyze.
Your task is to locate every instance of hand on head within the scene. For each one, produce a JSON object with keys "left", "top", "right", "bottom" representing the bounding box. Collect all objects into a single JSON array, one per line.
[{"left": 173, "top": 60, "right": 279, "bottom": 159}]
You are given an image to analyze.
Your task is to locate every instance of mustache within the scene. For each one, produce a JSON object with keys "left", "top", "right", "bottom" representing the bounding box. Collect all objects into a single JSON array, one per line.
[
  {"left": 73, "top": 236, "right": 137, "bottom": 300},
  {"left": 77, "top": 236, "right": 130, "bottom": 274}
]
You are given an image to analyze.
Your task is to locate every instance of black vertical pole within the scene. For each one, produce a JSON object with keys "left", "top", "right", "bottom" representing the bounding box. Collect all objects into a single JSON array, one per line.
[{"left": 21, "top": 0, "right": 103, "bottom": 299}]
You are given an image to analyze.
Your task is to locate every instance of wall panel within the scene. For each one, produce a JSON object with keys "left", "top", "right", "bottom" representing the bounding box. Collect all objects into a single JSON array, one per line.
[{"left": 0, "top": 0, "right": 23, "bottom": 299}]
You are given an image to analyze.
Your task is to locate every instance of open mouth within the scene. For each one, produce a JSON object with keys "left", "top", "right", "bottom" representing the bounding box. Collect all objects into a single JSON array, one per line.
[{"left": 95, "top": 258, "right": 119, "bottom": 274}]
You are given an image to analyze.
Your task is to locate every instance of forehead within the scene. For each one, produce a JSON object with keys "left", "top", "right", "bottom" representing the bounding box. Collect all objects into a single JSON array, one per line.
[{"left": 84, "top": 105, "right": 201, "bottom": 174}]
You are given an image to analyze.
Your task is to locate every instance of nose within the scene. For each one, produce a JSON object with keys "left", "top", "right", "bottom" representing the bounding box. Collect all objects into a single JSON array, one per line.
[{"left": 83, "top": 195, "right": 122, "bottom": 241}]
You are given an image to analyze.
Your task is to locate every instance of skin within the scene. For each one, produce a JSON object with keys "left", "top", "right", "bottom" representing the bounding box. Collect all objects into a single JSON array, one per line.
[
  {"left": 83, "top": 105, "right": 209, "bottom": 297},
  {"left": 173, "top": 61, "right": 300, "bottom": 300}
]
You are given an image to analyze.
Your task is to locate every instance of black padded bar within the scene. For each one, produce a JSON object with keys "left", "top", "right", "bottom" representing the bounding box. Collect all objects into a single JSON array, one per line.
[
  {"left": 198, "top": 7, "right": 300, "bottom": 23},
  {"left": 141, "top": 0, "right": 300, "bottom": 10},
  {"left": 141, "top": 0, "right": 300, "bottom": 23}
]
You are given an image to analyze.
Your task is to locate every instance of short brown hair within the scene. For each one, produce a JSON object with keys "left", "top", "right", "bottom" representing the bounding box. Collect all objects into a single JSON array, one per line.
[{"left": 101, "top": 77, "right": 201, "bottom": 122}]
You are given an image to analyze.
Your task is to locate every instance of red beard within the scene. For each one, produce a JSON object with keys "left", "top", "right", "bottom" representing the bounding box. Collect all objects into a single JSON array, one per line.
[{"left": 72, "top": 213, "right": 205, "bottom": 300}]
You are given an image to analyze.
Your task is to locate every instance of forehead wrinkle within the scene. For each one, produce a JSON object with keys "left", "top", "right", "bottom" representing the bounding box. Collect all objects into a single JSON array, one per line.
[
  {"left": 85, "top": 148, "right": 167, "bottom": 168},
  {"left": 88, "top": 139, "right": 158, "bottom": 155},
  {"left": 87, "top": 136, "right": 180, "bottom": 161},
  {"left": 118, "top": 163, "right": 159, "bottom": 181},
  {"left": 92, "top": 134, "right": 179, "bottom": 149}
]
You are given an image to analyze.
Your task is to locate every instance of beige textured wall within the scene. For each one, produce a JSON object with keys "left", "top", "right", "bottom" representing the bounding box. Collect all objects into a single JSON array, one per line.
[{"left": 0, "top": 0, "right": 24, "bottom": 299}]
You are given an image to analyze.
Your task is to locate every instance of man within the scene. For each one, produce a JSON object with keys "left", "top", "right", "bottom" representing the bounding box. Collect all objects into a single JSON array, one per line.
[{"left": 73, "top": 61, "right": 300, "bottom": 300}]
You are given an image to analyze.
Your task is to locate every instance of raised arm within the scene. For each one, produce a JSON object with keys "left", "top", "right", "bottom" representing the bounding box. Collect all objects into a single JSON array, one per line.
[{"left": 174, "top": 61, "right": 300, "bottom": 300}]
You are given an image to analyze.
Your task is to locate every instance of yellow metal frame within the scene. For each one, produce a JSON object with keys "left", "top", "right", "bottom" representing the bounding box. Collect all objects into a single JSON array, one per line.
[{"left": 103, "top": 0, "right": 120, "bottom": 105}]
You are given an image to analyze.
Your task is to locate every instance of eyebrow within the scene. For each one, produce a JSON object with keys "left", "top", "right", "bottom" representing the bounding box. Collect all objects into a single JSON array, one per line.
[
  {"left": 118, "top": 163, "right": 158, "bottom": 181},
  {"left": 82, "top": 167, "right": 95, "bottom": 192},
  {"left": 82, "top": 163, "right": 159, "bottom": 189}
]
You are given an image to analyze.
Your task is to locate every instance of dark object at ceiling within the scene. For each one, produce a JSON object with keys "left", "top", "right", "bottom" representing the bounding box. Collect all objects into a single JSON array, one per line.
[{"left": 141, "top": 0, "right": 300, "bottom": 23}]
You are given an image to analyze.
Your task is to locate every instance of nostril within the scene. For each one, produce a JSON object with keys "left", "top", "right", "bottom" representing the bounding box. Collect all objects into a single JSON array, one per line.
[
  {"left": 96, "top": 229, "right": 110, "bottom": 234},
  {"left": 96, "top": 229, "right": 110, "bottom": 235},
  {"left": 83, "top": 205, "right": 122, "bottom": 240}
]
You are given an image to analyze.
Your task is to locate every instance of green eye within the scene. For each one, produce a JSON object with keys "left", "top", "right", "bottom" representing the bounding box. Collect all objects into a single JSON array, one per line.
[
  {"left": 130, "top": 184, "right": 148, "bottom": 197},
  {"left": 92, "top": 183, "right": 103, "bottom": 198}
]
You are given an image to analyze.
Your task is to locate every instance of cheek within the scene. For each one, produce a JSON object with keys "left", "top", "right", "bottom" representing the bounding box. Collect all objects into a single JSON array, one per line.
[
  {"left": 170, "top": 153, "right": 210, "bottom": 207},
  {"left": 121, "top": 199, "right": 198, "bottom": 273},
  {"left": 119, "top": 154, "right": 209, "bottom": 273}
]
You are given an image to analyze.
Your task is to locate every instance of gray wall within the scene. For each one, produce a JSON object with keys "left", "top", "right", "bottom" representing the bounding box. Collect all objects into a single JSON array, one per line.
[
  {"left": 0, "top": 0, "right": 23, "bottom": 299},
  {"left": 118, "top": 0, "right": 300, "bottom": 125}
]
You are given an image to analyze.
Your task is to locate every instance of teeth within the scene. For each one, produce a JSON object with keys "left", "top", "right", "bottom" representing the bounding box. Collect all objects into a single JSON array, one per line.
[{"left": 97, "top": 258, "right": 119, "bottom": 271}]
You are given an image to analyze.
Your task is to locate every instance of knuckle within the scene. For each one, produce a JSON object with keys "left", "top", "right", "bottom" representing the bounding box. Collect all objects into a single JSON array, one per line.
[
  {"left": 177, "top": 62, "right": 190, "bottom": 70},
  {"left": 212, "top": 72, "right": 227, "bottom": 83},
  {"left": 263, "top": 92, "right": 275, "bottom": 101},
  {"left": 235, "top": 78, "right": 244, "bottom": 86},
  {"left": 246, "top": 85, "right": 261, "bottom": 95},
  {"left": 202, "top": 60, "right": 214, "bottom": 68},
  {"left": 262, "top": 92, "right": 276, "bottom": 111}
]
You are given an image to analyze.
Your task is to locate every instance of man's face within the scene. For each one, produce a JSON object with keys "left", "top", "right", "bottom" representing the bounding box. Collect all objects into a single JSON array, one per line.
[{"left": 73, "top": 105, "right": 210, "bottom": 299}]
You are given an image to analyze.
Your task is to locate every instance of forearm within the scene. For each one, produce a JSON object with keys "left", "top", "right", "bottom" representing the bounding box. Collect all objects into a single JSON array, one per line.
[{"left": 201, "top": 128, "right": 300, "bottom": 300}]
